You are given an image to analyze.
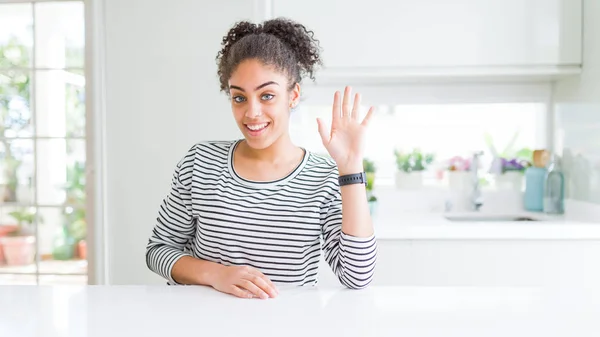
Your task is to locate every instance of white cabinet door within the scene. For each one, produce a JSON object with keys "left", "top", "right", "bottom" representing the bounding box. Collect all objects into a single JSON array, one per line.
[
  {"left": 337, "top": 240, "right": 600, "bottom": 287},
  {"left": 271, "top": 0, "right": 582, "bottom": 69}
]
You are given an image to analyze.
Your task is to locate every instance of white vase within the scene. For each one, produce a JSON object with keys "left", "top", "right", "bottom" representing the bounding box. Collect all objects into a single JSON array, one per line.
[
  {"left": 447, "top": 171, "right": 471, "bottom": 191},
  {"left": 395, "top": 171, "right": 423, "bottom": 189},
  {"left": 495, "top": 171, "right": 524, "bottom": 191}
]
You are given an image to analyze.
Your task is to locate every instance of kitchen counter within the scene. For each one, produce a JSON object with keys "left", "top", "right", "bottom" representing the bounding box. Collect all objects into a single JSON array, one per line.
[
  {"left": 373, "top": 212, "right": 600, "bottom": 240},
  {"left": 1, "top": 284, "right": 598, "bottom": 337}
]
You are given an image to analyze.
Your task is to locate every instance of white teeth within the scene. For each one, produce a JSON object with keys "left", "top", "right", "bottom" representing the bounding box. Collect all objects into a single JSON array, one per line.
[{"left": 246, "top": 123, "right": 268, "bottom": 131}]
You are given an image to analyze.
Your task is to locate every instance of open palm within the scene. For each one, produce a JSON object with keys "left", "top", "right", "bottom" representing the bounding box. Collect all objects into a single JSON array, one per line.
[{"left": 317, "top": 86, "right": 375, "bottom": 173}]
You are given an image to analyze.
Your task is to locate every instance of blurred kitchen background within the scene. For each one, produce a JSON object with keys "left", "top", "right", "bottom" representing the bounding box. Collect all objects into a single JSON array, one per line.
[{"left": 0, "top": 0, "right": 599, "bottom": 287}]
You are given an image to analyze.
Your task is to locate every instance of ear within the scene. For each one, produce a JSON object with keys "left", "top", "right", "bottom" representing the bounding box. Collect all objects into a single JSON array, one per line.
[{"left": 289, "top": 82, "right": 301, "bottom": 108}]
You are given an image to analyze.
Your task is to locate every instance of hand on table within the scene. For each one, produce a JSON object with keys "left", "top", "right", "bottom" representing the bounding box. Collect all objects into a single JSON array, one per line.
[{"left": 211, "top": 265, "right": 279, "bottom": 299}]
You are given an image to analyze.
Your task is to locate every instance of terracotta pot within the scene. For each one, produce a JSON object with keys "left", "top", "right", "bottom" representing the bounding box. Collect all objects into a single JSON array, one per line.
[
  {"left": 77, "top": 240, "right": 87, "bottom": 260},
  {"left": 0, "top": 235, "right": 36, "bottom": 266},
  {"left": 0, "top": 225, "right": 18, "bottom": 265}
]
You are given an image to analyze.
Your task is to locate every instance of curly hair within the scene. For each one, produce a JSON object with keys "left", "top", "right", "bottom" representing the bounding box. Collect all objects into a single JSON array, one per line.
[{"left": 216, "top": 17, "right": 322, "bottom": 93}]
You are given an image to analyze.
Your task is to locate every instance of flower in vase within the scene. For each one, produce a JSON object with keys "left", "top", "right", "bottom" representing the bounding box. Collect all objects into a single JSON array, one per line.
[{"left": 501, "top": 158, "right": 531, "bottom": 173}]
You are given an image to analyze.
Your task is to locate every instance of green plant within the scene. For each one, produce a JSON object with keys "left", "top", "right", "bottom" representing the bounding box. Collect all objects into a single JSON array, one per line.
[
  {"left": 63, "top": 161, "right": 87, "bottom": 243},
  {"left": 1, "top": 38, "right": 31, "bottom": 202},
  {"left": 394, "top": 149, "right": 434, "bottom": 173},
  {"left": 363, "top": 158, "right": 377, "bottom": 202},
  {"left": 6, "top": 208, "right": 37, "bottom": 236},
  {"left": 484, "top": 131, "right": 533, "bottom": 161}
]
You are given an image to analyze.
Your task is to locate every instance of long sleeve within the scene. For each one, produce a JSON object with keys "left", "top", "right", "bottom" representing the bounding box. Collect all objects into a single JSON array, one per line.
[
  {"left": 320, "top": 191, "right": 378, "bottom": 289},
  {"left": 145, "top": 152, "right": 196, "bottom": 284}
]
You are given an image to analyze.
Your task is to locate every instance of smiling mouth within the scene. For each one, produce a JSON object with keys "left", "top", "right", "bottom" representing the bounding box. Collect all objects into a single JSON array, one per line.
[{"left": 245, "top": 122, "right": 270, "bottom": 132}]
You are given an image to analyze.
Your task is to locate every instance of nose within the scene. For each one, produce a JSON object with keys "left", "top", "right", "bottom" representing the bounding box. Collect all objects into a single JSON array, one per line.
[{"left": 245, "top": 99, "right": 262, "bottom": 118}]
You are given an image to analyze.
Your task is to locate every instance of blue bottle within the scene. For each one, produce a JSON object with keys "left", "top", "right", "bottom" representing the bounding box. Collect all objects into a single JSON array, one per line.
[
  {"left": 543, "top": 154, "right": 565, "bottom": 214},
  {"left": 524, "top": 167, "right": 546, "bottom": 211}
]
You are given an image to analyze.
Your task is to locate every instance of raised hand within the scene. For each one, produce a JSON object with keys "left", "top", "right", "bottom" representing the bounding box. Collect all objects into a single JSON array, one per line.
[{"left": 317, "top": 86, "right": 375, "bottom": 175}]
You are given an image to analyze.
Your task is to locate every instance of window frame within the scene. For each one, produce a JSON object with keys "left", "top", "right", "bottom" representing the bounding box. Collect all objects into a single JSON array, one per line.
[{"left": 0, "top": 0, "right": 90, "bottom": 285}]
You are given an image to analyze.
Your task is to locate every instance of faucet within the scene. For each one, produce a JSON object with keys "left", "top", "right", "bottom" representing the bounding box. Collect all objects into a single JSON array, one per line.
[{"left": 470, "top": 151, "right": 484, "bottom": 211}]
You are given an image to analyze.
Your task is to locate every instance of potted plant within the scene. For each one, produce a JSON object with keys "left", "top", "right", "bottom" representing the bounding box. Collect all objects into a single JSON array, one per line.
[
  {"left": 484, "top": 131, "right": 532, "bottom": 191},
  {"left": 0, "top": 223, "right": 18, "bottom": 265},
  {"left": 393, "top": 148, "right": 434, "bottom": 189},
  {"left": 0, "top": 208, "right": 37, "bottom": 266},
  {"left": 495, "top": 156, "right": 531, "bottom": 191},
  {"left": 363, "top": 158, "right": 378, "bottom": 215},
  {"left": 444, "top": 155, "right": 472, "bottom": 190}
]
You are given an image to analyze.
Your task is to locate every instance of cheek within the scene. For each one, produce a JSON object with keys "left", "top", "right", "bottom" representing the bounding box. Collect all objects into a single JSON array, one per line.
[{"left": 231, "top": 105, "right": 245, "bottom": 121}]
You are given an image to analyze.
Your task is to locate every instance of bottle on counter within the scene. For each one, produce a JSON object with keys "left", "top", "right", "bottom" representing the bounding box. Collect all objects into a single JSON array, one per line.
[
  {"left": 543, "top": 153, "right": 565, "bottom": 214},
  {"left": 524, "top": 166, "right": 546, "bottom": 211},
  {"left": 524, "top": 150, "right": 549, "bottom": 212}
]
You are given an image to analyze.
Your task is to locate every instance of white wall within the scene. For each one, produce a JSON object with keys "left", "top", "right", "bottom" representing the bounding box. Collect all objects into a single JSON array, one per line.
[
  {"left": 101, "top": 0, "right": 253, "bottom": 284},
  {"left": 554, "top": 0, "right": 600, "bottom": 205}
]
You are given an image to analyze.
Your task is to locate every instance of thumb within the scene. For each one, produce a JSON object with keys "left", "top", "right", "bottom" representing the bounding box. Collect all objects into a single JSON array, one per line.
[{"left": 316, "top": 118, "right": 329, "bottom": 145}]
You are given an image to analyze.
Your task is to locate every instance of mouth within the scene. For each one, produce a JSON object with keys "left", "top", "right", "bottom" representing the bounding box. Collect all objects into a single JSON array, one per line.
[{"left": 244, "top": 122, "right": 270, "bottom": 136}]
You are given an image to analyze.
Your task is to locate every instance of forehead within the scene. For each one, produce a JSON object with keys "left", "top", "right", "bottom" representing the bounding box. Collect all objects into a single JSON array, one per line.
[{"left": 229, "top": 59, "right": 287, "bottom": 90}]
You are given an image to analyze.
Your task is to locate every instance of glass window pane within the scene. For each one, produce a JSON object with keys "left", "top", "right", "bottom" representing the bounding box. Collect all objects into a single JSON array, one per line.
[
  {"left": 37, "top": 139, "right": 86, "bottom": 206},
  {"left": 0, "top": 70, "right": 33, "bottom": 138},
  {"left": 291, "top": 103, "right": 545, "bottom": 188},
  {"left": 37, "top": 206, "right": 87, "bottom": 271},
  {"left": 0, "top": 274, "right": 36, "bottom": 285},
  {"left": 35, "top": 2, "right": 85, "bottom": 69},
  {"left": 0, "top": 139, "right": 34, "bottom": 204},
  {"left": 35, "top": 70, "right": 85, "bottom": 137},
  {"left": 390, "top": 103, "right": 544, "bottom": 186},
  {"left": 0, "top": 4, "right": 33, "bottom": 69}
]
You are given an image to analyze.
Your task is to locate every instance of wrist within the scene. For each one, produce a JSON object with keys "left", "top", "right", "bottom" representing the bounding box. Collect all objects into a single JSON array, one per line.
[
  {"left": 338, "top": 161, "right": 364, "bottom": 176},
  {"left": 197, "top": 260, "right": 225, "bottom": 287}
]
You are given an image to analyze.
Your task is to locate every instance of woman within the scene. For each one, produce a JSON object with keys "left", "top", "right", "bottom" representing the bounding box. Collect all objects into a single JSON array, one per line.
[{"left": 145, "top": 17, "right": 377, "bottom": 299}]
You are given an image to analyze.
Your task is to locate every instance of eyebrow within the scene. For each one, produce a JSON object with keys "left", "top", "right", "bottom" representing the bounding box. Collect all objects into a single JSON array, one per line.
[{"left": 229, "top": 81, "right": 279, "bottom": 92}]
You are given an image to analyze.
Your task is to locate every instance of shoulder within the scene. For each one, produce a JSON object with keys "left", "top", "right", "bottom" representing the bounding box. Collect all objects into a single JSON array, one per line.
[
  {"left": 188, "top": 140, "right": 238, "bottom": 157},
  {"left": 180, "top": 139, "right": 238, "bottom": 162},
  {"left": 175, "top": 139, "right": 238, "bottom": 171}
]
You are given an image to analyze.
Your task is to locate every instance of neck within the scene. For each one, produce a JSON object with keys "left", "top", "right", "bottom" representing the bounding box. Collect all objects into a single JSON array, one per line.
[{"left": 239, "top": 134, "right": 299, "bottom": 163}]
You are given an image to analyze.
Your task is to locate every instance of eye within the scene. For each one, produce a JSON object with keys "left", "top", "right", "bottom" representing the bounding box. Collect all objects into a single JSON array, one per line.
[
  {"left": 261, "top": 94, "right": 274, "bottom": 101},
  {"left": 232, "top": 96, "right": 246, "bottom": 103}
]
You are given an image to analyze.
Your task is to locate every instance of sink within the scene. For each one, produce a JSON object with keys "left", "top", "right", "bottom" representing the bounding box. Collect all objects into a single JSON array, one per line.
[{"left": 444, "top": 214, "right": 541, "bottom": 222}]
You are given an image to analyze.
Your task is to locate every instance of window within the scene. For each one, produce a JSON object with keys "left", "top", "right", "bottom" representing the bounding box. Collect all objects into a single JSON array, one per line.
[
  {"left": 0, "top": 1, "right": 86, "bottom": 285},
  {"left": 291, "top": 84, "right": 549, "bottom": 191}
]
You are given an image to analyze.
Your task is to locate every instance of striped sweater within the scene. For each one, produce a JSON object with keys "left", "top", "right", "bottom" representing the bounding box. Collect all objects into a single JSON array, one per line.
[{"left": 145, "top": 139, "right": 377, "bottom": 289}]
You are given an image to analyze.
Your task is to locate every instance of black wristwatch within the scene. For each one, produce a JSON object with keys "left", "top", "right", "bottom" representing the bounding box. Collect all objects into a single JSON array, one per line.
[{"left": 338, "top": 172, "right": 367, "bottom": 186}]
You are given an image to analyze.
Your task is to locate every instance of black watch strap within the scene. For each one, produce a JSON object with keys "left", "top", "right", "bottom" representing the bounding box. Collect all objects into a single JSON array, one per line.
[{"left": 338, "top": 172, "right": 367, "bottom": 186}]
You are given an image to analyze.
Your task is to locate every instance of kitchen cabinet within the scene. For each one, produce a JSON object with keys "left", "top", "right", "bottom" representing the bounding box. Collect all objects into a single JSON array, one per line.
[
  {"left": 318, "top": 239, "right": 600, "bottom": 288},
  {"left": 270, "top": 0, "right": 582, "bottom": 82}
]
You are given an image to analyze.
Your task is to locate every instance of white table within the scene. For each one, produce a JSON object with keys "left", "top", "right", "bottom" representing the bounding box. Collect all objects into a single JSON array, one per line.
[{"left": 1, "top": 284, "right": 598, "bottom": 337}]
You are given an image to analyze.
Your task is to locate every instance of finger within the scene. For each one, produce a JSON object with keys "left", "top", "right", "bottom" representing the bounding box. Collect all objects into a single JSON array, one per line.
[
  {"left": 331, "top": 91, "right": 341, "bottom": 125},
  {"left": 247, "top": 271, "right": 278, "bottom": 298},
  {"left": 342, "top": 86, "right": 352, "bottom": 117},
  {"left": 238, "top": 279, "right": 269, "bottom": 299},
  {"left": 361, "top": 106, "right": 375, "bottom": 127},
  {"left": 351, "top": 93, "right": 361, "bottom": 120},
  {"left": 316, "top": 118, "right": 329, "bottom": 145},
  {"left": 229, "top": 285, "right": 255, "bottom": 299}
]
